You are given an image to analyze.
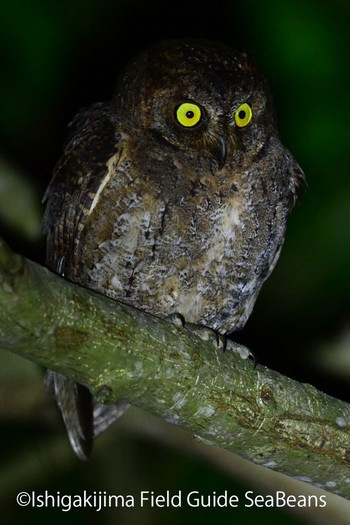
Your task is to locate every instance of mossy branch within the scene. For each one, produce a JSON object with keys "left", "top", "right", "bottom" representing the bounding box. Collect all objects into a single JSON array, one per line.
[{"left": 0, "top": 236, "right": 350, "bottom": 499}]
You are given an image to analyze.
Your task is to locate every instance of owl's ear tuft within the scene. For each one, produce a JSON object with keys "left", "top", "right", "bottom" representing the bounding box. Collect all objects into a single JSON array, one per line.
[{"left": 236, "top": 50, "right": 256, "bottom": 72}]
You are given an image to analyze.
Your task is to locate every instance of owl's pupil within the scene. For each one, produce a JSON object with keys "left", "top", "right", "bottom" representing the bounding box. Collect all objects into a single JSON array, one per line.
[
  {"left": 238, "top": 110, "right": 246, "bottom": 120},
  {"left": 186, "top": 111, "right": 194, "bottom": 119}
]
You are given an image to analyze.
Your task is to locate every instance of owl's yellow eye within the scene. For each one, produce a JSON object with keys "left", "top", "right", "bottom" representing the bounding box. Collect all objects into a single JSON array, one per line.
[
  {"left": 235, "top": 103, "right": 252, "bottom": 127},
  {"left": 176, "top": 102, "right": 202, "bottom": 127}
]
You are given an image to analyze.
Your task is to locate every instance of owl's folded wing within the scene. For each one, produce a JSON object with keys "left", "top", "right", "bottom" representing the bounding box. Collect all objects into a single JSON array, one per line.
[
  {"left": 42, "top": 102, "right": 125, "bottom": 460},
  {"left": 43, "top": 101, "right": 122, "bottom": 279},
  {"left": 286, "top": 150, "right": 306, "bottom": 211}
]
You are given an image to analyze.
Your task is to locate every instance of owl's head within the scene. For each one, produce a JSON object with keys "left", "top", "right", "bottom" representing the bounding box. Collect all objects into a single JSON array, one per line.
[{"left": 113, "top": 39, "right": 278, "bottom": 168}]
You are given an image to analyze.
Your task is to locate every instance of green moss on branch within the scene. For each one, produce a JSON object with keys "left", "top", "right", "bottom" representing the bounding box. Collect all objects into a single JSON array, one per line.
[{"left": 0, "top": 237, "right": 350, "bottom": 499}]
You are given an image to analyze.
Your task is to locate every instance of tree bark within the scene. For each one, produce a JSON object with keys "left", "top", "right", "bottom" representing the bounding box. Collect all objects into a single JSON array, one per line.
[{"left": 0, "top": 236, "right": 350, "bottom": 500}]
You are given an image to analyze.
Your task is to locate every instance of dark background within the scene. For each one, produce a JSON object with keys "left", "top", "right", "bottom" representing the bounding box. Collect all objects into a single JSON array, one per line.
[{"left": 0, "top": 0, "right": 349, "bottom": 523}]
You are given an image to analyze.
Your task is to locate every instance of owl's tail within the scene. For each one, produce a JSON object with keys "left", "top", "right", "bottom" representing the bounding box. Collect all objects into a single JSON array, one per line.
[
  {"left": 45, "top": 371, "right": 130, "bottom": 460},
  {"left": 45, "top": 371, "right": 93, "bottom": 460}
]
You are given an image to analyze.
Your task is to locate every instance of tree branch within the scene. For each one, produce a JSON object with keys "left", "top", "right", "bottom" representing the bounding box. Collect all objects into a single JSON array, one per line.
[{"left": 1, "top": 236, "right": 350, "bottom": 500}]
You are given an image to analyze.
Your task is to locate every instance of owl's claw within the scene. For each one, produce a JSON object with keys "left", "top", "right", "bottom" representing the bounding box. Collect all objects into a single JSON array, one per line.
[
  {"left": 165, "top": 314, "right": 257, "bottom": 364},
  {"left": 186, "top": 322, "right": 226, "bottom": 350},
  {"left": 166, "top": 312, "right": 186, "bottom": 328},
  {"left": 166, "top": 314, "right": 225, "bottom": 350},
  {"left": 226, "top": 339, "right": 258, "bottom": 366}
]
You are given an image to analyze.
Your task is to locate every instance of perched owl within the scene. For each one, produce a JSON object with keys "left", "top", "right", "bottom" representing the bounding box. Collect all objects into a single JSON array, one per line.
[{"left": 44, "top": 39, "right": 304, "bottom": 459}]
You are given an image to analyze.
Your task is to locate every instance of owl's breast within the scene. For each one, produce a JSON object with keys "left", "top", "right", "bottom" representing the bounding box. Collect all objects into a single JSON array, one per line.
[{"left": 80, "top": 149, "right": 289, "bottom": 333}]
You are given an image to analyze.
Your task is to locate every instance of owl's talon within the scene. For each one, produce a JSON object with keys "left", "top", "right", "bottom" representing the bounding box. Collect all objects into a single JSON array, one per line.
[
  {"left": 166, "top": 313, "right": 186, "bottom": 327},
  {"left": 217, "top": 334, "right": 227, "bottom": 351},
  {"left": 166, "top": 314, "right": 228, "bottom": 351},
  {"left": 183, "top": 322, "right": 225, "bottom": 351},
  {"left": 226, "top": 339, "right": 257, "bottom": 364}
]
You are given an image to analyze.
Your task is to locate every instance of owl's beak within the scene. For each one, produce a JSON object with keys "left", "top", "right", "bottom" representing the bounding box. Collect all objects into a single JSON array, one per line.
[{"left": 213, "top": 134, "right": 227, "bottom": 169}]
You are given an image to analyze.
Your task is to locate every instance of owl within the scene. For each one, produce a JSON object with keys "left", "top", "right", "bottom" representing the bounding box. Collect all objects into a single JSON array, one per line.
[{"left": 44, "top": 39, "right": 304, "bottom": 459}]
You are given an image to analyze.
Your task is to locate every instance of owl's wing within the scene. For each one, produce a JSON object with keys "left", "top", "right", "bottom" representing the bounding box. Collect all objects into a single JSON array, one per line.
[
  {"left": 286, "top": 150, "right": 306, "bottom": 211},
  {"left": 43, "top": 102, "right": 126, "bottom": 460},
  {"left": 43, "top": 101, "right": 122, "bottom": 278}
]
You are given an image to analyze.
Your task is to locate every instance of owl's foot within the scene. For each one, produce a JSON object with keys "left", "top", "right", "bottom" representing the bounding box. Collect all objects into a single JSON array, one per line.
[
  {"left": 166, "top": 312, "right": 186, "bottom": 328},
  {"left": 225, "top": 339, "right": 257, "bottom": 366},
  {"left": 166, "top": 313, "right": 225, "bottom": 349},
  {"left": 185, "top": 322, "right": 226, "bottom": 350},
  {"left": 166, "top": 313, "right": 256, "bottom": 365}
]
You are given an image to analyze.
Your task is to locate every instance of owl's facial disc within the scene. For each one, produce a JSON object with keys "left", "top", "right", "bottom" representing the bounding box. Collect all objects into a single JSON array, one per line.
[
  {"left": 114, "top": 39, "right": 277, "bottom": 167},
  {"left": 170, "top": 96, "right": 255, "bottom": 168}
]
